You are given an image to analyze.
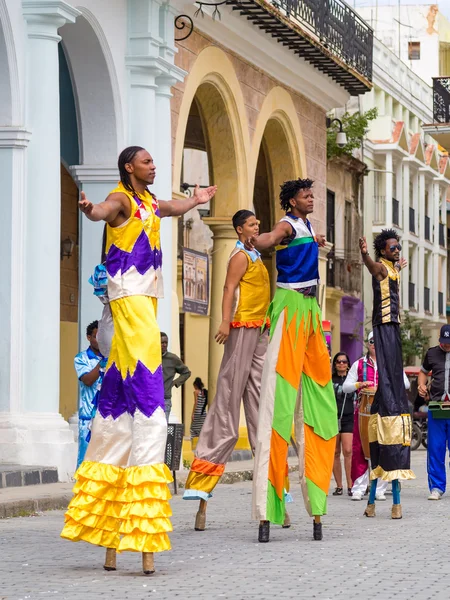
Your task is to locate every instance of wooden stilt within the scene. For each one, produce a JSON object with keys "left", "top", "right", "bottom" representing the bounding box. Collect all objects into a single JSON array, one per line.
[
  {"left": 103, "top": 548, "right": 117, "bottom": 571},
  {"left": 142, "top": 552, "right": 155, "bottom": 575},
  {"left": 195, "top": 498, "right": 207, "bottom": 531}
]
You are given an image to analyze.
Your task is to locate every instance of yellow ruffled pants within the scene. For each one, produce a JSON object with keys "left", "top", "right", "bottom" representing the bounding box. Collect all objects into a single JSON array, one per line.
[{"left": 61, "top": 296, "right": 173, "bottom": 553}]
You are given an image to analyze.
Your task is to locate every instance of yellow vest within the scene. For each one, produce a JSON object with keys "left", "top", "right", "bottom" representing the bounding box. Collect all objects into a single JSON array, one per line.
[{"left": 231, "top": 249, "right": 270, "bottom": 328}]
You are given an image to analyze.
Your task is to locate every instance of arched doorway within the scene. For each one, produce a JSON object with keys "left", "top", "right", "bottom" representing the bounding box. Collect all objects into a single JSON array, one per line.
[
  {"left": 252, "top": 114, "right": 300, "bottom": 290},
  {"left": 57, "top": 12, "right": 122, "bottom": 421},
  {"left": 175, "top": 66, "right": 248, "bottom": 428}
]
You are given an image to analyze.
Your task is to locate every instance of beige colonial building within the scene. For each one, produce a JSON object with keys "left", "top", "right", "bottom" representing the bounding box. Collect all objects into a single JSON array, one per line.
[{"left": 0, "top": 0, "right": 372, "bottom": 474}]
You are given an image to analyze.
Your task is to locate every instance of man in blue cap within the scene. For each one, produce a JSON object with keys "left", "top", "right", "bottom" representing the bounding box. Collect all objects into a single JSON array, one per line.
[{"left": 418, "top": 324, "right": 450, "bottom": 500}]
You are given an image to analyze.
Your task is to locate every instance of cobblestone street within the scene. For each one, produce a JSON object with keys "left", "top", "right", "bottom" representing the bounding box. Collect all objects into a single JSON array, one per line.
[{"left": 1, "top": 450, "right": 449, "bottom": 600}]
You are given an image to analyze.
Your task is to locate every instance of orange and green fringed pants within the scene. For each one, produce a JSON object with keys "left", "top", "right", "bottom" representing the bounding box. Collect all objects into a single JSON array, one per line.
[{"left": 252, "top": 288, "right": 338, "bottom": 523}]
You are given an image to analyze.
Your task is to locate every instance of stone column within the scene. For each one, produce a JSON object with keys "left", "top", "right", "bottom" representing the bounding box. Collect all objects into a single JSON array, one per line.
[
  {"left": 401, "top": 159, "right": 410, "bottom": 310},
  {"left": 203, "top": 219, "right": 237, "bottom": 401},
  {"left": 0, "top": 127, "right": 31, "bottom": 418},
  {"left": 432, "top": 180, "right": 440, "bottom": 320},
  {"left": 1, "top": 1, "right": 80, "bottom": 479},
  {"left": 385, "top": 152, "right": 393, "bottom": 227},
  {"left": 70, "top": 166, "right": 119, "bottom": 349}
]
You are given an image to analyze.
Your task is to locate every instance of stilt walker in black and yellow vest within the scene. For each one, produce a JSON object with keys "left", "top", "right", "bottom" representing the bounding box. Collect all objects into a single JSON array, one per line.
[{"left": 359, "top": 229, "right": 415, "bottom": 520}]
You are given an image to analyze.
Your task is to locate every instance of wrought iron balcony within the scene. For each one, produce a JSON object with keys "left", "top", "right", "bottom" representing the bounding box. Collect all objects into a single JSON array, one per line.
[
  {"left": 425, "top": 216, "right": 430, "bottom": 241},
  {"left": 424, "top": 286, "right": 431, "bottom": 313},
  {"left": 373, "top": 195, "right": 385, "bottom": 225},
  {"left": 433, "top": 77, "right": 450, "bottom": 124},
  {"left": 439, "top": 222, "right": 445, "bottom": 247},
  {"left": 392, "top": 197, "right": 399, "bottom": 227},
  {"left": 327, "top": 255, "right": 362, "bottom": 293},
  {"left": 409, "top": 206, "right": 415, "bottom": 234},
  {"left": 439, "top": 291, "right": 444, "bottom": 316},
  {"left": 229, "top": 0, "right": 373, "bottom": 95},
  {"left": 408, "top": 281, "right": 415, "bottom": 310}
]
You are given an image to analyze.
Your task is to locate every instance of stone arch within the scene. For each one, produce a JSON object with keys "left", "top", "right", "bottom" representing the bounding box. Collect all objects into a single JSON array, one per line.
[
  {"left": 59, "top": 7, "right": 123, "bottom": 165},
  {"left": 251, "top": 87, "right": 306, "bottom": 221},
  {"left": 0, "top": 0, "right": 20, "bottom": 125},
  {"left": 173, "top": 46, "right": 250, "bottom": 215},
  {"left": 251, "top": 87, "right": 306, "bottom": 287}
]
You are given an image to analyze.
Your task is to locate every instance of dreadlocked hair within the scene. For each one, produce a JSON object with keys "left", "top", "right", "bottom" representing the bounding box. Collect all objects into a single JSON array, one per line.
[
  {"left": 118, "top": 146, "right": 145, "bottom": 194},
  {"left": 373, "top": 228, "right": 400, "bottom": 259},
  {"left": 279, "top": 178, "right": 314, "bottom": 212}
]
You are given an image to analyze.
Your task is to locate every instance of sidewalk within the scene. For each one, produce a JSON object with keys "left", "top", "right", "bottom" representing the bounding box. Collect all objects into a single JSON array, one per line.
[{"left": 0, "top": 456, "right": 299, "bottom": 518}]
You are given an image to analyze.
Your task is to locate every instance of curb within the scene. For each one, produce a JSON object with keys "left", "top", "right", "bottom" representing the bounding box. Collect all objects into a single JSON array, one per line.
[
  {"left": 0, "top": 464, "right": 299, "bottom": 518},
  {"left": 0, "top": 494, "right": 73, "bottom": 519}
]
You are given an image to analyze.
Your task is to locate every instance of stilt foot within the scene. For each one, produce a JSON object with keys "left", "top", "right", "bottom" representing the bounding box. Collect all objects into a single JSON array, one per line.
[
  {"left": 364, "top": 503, "right": 376, "bottom": 518},
  {"left": 103, "top": 548, "right": 116, "bottom": 571},
  {"left": 282, "top": 511, "right": 291, "bottom": 528},
  {"left": 142, "top": 552, "right": 155, "bottom": 575},
  {"left": 258, "top": 520, "right": 270, "bottom": 543},
  {"left": 313, "top": 521, "right": 322, "bottom": 541}
]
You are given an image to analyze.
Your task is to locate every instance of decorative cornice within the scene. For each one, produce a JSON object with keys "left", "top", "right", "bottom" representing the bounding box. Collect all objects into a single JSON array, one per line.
[
  {"left": 202, "top": 217, "right": 236, "bottom": 239},
  {"left": 22, "top": 0, "right": 80, "bottom": 21},
  {"left": 0, "top": 127, "right": 32, "bottom": 148},
  {"left": 70, "top": 165, "right": 119, "bottom": 184}
]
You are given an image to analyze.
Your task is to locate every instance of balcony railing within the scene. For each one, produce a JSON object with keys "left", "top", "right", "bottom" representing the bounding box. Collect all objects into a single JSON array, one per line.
[
  {"left": 232, "top": 0, "right": 373, "bottom": 95},
  {"left": 373, "top": 195, "right": 385, "bottom": 224},
  {"left": 433, "top": 77, "right": 450, "bottom": 124},
  {"left": 392, "top": 198, "right": 399, "bottom": 226},
  {"left": 327, "top": 256, "right": 362, "bottom": 293},
  {"left": 439, "top": 291, "right": 444, "bottom": 316},
  {"left": 439, "top": 222, "right": 445, "bottom": 247},
  {"left": 409, "top": 281, "right": 415, "bottom": 309},
  {"left": 425, "top": 216, "right": 431, "bottom": 241},
  {"left": 409, "top": 207, "right": 415, "bottom": 234},
  {"left": 424, "top": 286, "right": 431, "bottom": 313}
]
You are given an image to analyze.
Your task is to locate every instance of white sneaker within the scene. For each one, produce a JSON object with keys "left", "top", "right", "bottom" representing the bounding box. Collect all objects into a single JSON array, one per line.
[
  {"left": 375, "top": 493, "right": 386, "bottom": 501},
  {"left": 351, "top": 491, "right": 363, "bottom": 501},
  {"left": 428, "top": 489, "right": 442, "bottom": 500}
]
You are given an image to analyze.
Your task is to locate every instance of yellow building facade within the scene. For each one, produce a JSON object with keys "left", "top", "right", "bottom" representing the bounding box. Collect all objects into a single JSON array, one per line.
[{"left": 170, "top": 33, "right": 342, "bottom": 456}]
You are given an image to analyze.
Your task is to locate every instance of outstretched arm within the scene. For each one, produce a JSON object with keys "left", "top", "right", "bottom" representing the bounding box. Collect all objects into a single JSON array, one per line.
[
  {"left": 359, "top": 237, "right": 387, "bottom": 281},
  {"left": 79, "top": 191, "right": 129, "bottom": 223},
  {"left": 250, "top": 221, "right": 293, "bottom": 252},
  {"left": 159, "top": 185, "right": 217, "bottom": 217}
]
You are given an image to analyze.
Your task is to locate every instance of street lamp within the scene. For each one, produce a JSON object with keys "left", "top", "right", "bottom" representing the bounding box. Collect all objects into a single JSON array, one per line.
[{"left": 326, "top": 117, "right": 348, "bottom": 148}]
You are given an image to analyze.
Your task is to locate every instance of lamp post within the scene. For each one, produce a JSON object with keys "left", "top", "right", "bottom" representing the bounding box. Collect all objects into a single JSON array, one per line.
[{"left": 326, "top": 117, "right": 348, "bottom": 148}]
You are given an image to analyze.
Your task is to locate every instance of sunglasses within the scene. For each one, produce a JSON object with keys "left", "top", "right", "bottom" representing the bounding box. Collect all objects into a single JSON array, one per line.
[
  {"left": 368, "top": 339, "right": 374, "bottom": 345},
  {"left": 336, "top": 359, "right": 349, "bottom": 364},
  {"left": 389, "top": 244, "right": 402, "bottom": 252}
]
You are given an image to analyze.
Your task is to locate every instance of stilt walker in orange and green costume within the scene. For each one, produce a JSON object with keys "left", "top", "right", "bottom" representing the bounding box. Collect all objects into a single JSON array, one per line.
[
  {"left": 60, "top": 146, "right": 216, "bottom": 574},
  {"left": 250, "top": 178, "right": 338, "bottom": 543}
]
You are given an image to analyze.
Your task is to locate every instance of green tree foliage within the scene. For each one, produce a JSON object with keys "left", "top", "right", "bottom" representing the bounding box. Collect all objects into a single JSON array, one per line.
[
  {"left": 400, "top": 311, "right": 430, "bottom": 366},
  {"left": 327, "top": 108, "right": 378, "bottom": 159}
]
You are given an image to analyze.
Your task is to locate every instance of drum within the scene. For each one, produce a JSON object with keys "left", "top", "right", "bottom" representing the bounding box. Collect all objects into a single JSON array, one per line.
[{"left": 358, "top": 388, "right": 376, "bottom": 460}]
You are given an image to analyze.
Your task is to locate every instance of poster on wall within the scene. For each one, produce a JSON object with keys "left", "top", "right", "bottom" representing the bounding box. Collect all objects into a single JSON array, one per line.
[{"left": 182, "top": 248, "right": 209, "bottom": 316}]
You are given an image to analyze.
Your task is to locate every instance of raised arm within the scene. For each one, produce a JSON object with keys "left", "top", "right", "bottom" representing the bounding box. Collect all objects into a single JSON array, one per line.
[
  {"left": 159, "top": 184, "right": 217, "bottom": 218},
  {"left": 79, "top": 191, "right": 130, "bottom": 224},
  {"left": 359, "top": 237, "right": 387, "bottom": 281}
]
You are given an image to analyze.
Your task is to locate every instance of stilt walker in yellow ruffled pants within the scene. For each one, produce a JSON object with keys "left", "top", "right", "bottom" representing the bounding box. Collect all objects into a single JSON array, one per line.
[{"left": 61, "top": 146, "right": 216, "bottom": 575}]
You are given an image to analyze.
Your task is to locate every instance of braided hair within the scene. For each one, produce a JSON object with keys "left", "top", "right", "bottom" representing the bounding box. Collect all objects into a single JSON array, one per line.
[
  {"left": 373, "top": 228, "right": 400, "bottom": 259},
  {"left": 118, "top": 146, "right": 145, "bottom": 194},
  {"left": 279, "top": 178, "right": 314, "bottom": 212}
]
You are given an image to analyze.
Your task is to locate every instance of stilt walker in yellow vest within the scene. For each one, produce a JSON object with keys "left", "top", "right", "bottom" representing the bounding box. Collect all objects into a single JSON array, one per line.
[
  {"left": 183, "top": 210, "right": 271, "bottom": 530},
  {"left": 250, "top": 178, "right": 338, "bottom": 543},
  {"left": 60, "top": 146, "right": 216, "bottom": 574}
]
